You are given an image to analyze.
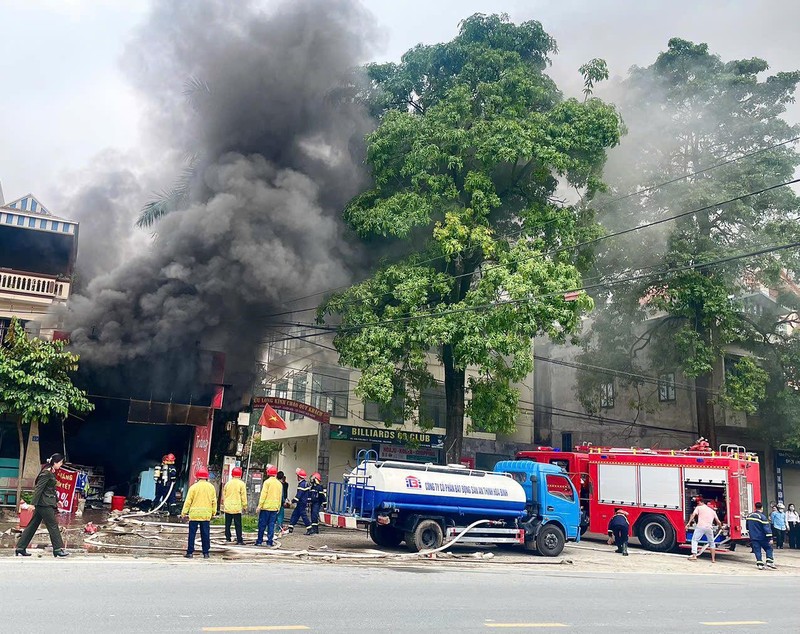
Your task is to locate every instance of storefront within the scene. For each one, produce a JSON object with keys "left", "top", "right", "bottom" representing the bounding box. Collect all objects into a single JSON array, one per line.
[
  {"left": 328, "top": 424, "right": 444, "bottom": 480},
  {"left": 776, "top": 450, "right": 800, "bottom": 505}
]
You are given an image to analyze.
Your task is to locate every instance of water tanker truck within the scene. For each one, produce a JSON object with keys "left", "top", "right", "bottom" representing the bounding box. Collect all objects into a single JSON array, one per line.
[{"left": 328, "top": 456, "right": 581, "bottom": 556}]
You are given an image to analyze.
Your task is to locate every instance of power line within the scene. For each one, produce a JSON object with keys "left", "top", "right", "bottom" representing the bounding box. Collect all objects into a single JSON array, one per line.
[
  {"left": 262, "top": 137, "right": 800, "bottom": 317},
  {"left": 267, "top": 239, "right": 800, "bottom": 336}
]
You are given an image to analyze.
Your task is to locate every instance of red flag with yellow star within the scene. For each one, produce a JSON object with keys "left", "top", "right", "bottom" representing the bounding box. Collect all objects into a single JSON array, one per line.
[{"left": 257, "top": 402, "right": 287, "bottom": 430}]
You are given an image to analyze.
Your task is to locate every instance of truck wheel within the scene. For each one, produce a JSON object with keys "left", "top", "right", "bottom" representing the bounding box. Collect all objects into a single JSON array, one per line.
[
  {"left": 637, "top": 514, "right": 676, "bottom": 552},
  {"left": 536, "top": 524, "right": 565, "bottom": 557},
  {"left": 369, "top": 523, "right": 403, "bottom": 548},
  {"left": 405, "top": 519, "right": 444, "bottom": 552}
]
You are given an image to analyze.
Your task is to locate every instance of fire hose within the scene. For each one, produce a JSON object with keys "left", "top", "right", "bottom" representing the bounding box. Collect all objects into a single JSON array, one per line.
[{"left": 115, "top": 481, "right": 176, "bottom": 521}]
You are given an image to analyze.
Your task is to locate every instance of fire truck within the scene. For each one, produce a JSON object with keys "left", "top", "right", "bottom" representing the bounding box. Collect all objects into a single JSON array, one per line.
[{"left": 516, "top": 440, "right": 761, "bottom": 552}]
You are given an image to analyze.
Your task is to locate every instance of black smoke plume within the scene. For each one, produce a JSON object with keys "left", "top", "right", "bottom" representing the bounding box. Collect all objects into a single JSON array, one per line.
[{"left": 64, "top": 0, "right": 377, "bottom": 401}]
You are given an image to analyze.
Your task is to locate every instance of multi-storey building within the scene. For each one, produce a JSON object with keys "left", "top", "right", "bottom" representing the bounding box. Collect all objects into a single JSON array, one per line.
[
  {"left": 0, "top": 192, "right": 78, "bottom": 341},
  {"left": 256, "top": 325, "right": 536, "bottom": 484}
]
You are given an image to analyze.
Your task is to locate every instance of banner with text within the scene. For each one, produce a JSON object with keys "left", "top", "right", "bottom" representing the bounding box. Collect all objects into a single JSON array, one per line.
[
  {"left": 253, "top": 397, "right": 330, "bottom": 423},
  {"left": 56, "top": 468, "right": 79, "bottom": 513},
  {"left": 330, "top": 424, "right": 443, "bottom": 448}
]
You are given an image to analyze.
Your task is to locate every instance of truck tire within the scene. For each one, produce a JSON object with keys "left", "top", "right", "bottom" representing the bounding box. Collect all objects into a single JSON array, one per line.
[
  {"left": 637, "top": 514, "right": 676, "bottom": 552},
  {"left": 405, "top": 519, "right": 444, "bottom": 552},
  {"left": 535, "top": 524, "right": 565, "bottom": 557},
  {"left": 369, "top": 523, "right": 403, "bottom": 548}
]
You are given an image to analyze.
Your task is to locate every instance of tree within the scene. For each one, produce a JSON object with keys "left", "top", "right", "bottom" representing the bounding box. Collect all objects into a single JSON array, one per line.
[
  {"left": 0, "top": 319, "right": 93, "bottom": 508},
  {"left": 249, "top": 438, "right": 281, "bottom": 468},
  {"left": 319, "top": 14, "right": 622, "bottom": 463},
  {"left": 577, "top": 39, "right": 800, "bottom": 447}
]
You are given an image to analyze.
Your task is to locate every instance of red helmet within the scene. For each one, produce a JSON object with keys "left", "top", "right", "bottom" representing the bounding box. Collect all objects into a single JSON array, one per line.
[
  {"left": 266, "top": 465, "right": 278, "bottom": 477},
  {"left": 195, "top": 467, "right": 209, "bottom": 479},
  {"left": 164, "top": 453, "right": 176, "bottom": 465},
  {"left": 232, "top": 467, "right": 243, "bottom": 477},
  {"left": 296, "top": 468, "right": 307, "bottom": 479},
  {"left": 311, "top": 472, "right": 321, "bottom": 482}
]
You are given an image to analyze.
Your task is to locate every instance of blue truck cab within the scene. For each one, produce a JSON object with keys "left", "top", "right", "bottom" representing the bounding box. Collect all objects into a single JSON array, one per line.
[{"left": 494, "top": 460, "right": 582, "bottom": 555}]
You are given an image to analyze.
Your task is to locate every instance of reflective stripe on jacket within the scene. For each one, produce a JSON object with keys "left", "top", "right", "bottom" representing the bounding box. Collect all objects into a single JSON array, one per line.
[
  {"left": 258, "top": 476, "right": 283, "bottom": 511},
  {"left": 222, "top": 478, "right": 247, "bottom": 514},
  {"left": 182, "top": 480, "right": 217, "bottom": 521},
  {"left": 292, "top": 479, "right": 310, "bottom": 505},
  {"left": 746, "top": 511, "right": 773, "bottom": 541}
]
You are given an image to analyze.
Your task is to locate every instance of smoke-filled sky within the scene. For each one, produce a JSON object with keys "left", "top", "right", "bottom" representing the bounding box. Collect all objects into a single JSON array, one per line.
[
  {"left": 1, "top": 0, "right": 799, "bottom": 401},
  {"left": 1, "top": 0, "right": 799, "bottom": 199}
]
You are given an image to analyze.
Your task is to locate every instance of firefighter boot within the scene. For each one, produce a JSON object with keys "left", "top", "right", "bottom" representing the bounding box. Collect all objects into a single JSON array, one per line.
[
  {"left": 622, "top": 543, "right": 629, "bottom": 556},
  {"left": 756, "top": 560, "right": 764, "bottom": 570},
  {"left": 766, "top": 558, "right": 776, "bottom": 570},
  {"left": 287, "top": 525, "right": 294, "bottom": 534}
]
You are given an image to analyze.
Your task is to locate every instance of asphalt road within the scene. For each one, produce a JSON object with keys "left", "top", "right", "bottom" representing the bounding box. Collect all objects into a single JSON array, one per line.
[{"left": 0, "top": 558, "right": 793, "bottom": 633}]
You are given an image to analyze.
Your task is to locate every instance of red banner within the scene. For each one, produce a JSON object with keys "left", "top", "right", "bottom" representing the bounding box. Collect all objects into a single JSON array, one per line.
[
  {"left": 252, "top": 396, "right": 330, "bottom": 423},
  {"left": 189, "top": 410, "right": 214, "bottom": 486},
  {"left": 56, "top": 468, "right": 78, "bottom": 513}
]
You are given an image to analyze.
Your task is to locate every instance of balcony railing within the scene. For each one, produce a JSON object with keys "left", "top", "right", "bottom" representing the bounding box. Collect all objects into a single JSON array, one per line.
[{"left": 0, "top": 271, "right": 69, "bottom": 300}]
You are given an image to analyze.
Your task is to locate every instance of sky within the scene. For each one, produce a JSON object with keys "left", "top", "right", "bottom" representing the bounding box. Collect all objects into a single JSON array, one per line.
[{"left": 1, "top": 0, "right": 799, "bottom": 206}]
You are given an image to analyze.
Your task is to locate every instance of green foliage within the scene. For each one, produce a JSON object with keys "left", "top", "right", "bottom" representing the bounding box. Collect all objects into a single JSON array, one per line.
[
  {"left": 249, "top": 437, "right": 281, "bottom": 467},
  {"left": 0, "top": 319, "right": 93, "bottom": 425},
  {"left": 579, "top": 59, "right": 609, "bottom": 99},
  {"left": 577, "top": 38, "right": 800, "bottom": 440},
  {"left": 321, "top": 14, "right": 622, "bottom": 459}
]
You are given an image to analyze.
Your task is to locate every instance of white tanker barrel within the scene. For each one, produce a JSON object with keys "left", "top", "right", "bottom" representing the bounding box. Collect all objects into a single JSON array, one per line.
[{"left": 347, "top": 461, "right": 527, "bottom": 519}]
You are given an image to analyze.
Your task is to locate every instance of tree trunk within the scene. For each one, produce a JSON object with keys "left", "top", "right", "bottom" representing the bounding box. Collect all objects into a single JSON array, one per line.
[
  {"left": 443, "top": 344, "right": 465, "bottom": 465},
  {"left": 16, "top": 420, "right": 25, "bottom": 512},
  {"left": 694, "top": 372, "right": 717, "bottom": 449}
]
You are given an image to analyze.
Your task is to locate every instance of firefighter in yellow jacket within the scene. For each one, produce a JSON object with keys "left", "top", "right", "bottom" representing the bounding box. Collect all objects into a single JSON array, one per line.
[
  {"left": 255, "top": 465, "right": 283, "bottom": 547},
  {"left": 181, "top": 466, "right": 217, "bottom": 559},
  {"left": 223, "top": 466, "right": 247, "bottom": 545}
]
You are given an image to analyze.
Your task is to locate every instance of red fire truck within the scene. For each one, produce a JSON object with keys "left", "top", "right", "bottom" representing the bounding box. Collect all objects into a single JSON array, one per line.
[{"left": 516, "top": 440, "right": 761, "bottom": 552}]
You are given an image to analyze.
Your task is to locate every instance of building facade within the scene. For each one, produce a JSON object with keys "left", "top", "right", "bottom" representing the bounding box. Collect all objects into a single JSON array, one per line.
[
  {"left": 0, "top": 192, "right": 79, "bottom": 500},
  {"left": 256, "top": 327, "right": 536, "bottom": 485}
]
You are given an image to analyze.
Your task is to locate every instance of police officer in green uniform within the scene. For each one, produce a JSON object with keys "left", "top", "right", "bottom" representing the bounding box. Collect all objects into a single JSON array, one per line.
[{"left": 15, "top": 453, "right": 69, "bottom": 557}]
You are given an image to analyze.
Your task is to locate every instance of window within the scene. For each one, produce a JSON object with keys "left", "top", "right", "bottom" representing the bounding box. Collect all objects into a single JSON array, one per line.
[
  {"left": 290, "top": 373, "right": 307, "bottom": 421},
  {"left": 311, "top": 367, "right": 349, "bottom": 418},
  {"left": 546, "top": 474, "right": 575, "bottom": 502},
  {"left": 17, "top": 215, "right": 25, "bottom": 226},
  {"left": 561, "top": 432, "right": 573, "bottom": 452},
  {"left": 275, "top": 380, "right": 288, "bottom": 420},
  {"left": 0, "top": 318, "right": 11, "bottom": 345},
  {"left": 39, "top": 219, "right": 47, "bottom": 229},
  {"left": 62, "top": 223, "right": 70, "bottom": 233},
  {"left": 658, "top": 372, "right": 676, "bottom": 402},
  {"left": 364, "top": 394, "right": 404, "bottom": 425},
  {"left": 600, "top": 382, "right": 615, "bottom": 408},
  {"left": 28, "top": 217, "right": 36, "bottom": 227},
  {"left": 420, "top": 384, "right": 446, "bottom": 427},
  {"left": 51, "top": 221, "right": 59, "bottom": 231}
]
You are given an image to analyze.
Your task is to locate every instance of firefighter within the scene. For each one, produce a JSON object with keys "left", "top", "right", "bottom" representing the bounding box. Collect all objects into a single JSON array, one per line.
[
  {"left": 181, "top": 466, "right": 217, "bottom": 559},
  {"left": 307, "top": 472, "right": 327, "bottom": 535},
  {"left": 286, "top": 468, "right": 312, "bottom": 533},
  {"left": 222, "top": 466, "right": 247, "bottom": 545},
  {"left": 746, "top": 502, "right": 776, "bottom": 570},
  {"left": 255, "top": 465, "right": 282, "bottom": 547},
  {"left": 154, "top": 453, "right": 178, "bottom": 512},
  {"left": 607, "top": 508, "right": 630, "bottom": 556}
]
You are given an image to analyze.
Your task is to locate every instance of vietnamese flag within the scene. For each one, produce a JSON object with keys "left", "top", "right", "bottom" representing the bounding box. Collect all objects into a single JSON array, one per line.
[{"left": 258, "top": 403, "right": 287, "bottom": 430}]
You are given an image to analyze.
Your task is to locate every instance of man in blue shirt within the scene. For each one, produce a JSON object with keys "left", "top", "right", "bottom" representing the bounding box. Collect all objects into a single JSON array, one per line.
[
  {"left": 770, "top": 502, "right": 787, "bottom": 549},
  {"left": 746, "top": 502, "right": 776, "bottom": 570}
]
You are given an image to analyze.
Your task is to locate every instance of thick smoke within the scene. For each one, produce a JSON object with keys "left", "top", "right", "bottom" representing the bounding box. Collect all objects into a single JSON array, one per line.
[{"left": 64, "top": 0, "right": 377, "bottom": 399}]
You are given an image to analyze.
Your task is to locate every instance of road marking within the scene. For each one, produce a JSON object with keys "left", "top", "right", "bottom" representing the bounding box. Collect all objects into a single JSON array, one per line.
[
  {"left": 700, "top": 622, "right": 767, "bottom": 626},
  {"left": 203, "top": 625, "right": 311, "bottom": 632},
  {"left": 485, "top": 624, "right": 568, "bottom": 629}
]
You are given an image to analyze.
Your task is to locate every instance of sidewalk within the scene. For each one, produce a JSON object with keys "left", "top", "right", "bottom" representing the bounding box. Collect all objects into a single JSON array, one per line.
[{"left": 4, "top": 516, "right": 800, "bottom": 575}]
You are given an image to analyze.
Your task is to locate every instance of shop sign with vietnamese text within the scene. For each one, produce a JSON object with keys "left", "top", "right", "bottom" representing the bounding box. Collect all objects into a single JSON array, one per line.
[{"left": 56, "top": 468, "right": 79, "bottom": 513}]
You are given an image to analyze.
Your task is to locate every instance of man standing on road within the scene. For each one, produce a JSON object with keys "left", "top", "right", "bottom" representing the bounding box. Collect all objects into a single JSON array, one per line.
[
  {"left": 181, "top": 467, "right": 217, "bottom": 559},
  {"left": 607, "top": 508, "right": 630, "bottom": 556},
  {"left": 746, "top": 502, "right": 776, "bottom": 570},
  {"left": 255, "top": 465, "right": 282, "bottom": 547},
  {"left": 687, "top": 497, "right": 721, "bottom": 563},
  {"left": 307, "top": 472, "right": 327, "bottom": 535},
  {"left": 222, "top": 466, "right": 247, "bottom": 545}
]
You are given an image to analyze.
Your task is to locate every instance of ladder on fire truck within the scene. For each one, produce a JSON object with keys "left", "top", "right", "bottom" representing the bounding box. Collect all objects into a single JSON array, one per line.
[
  {"left": 323, "top": 449, "right": 378, "bottom": 529},
  {"left": 577, "top": 442, "right": 758, "bottom": 461}
]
